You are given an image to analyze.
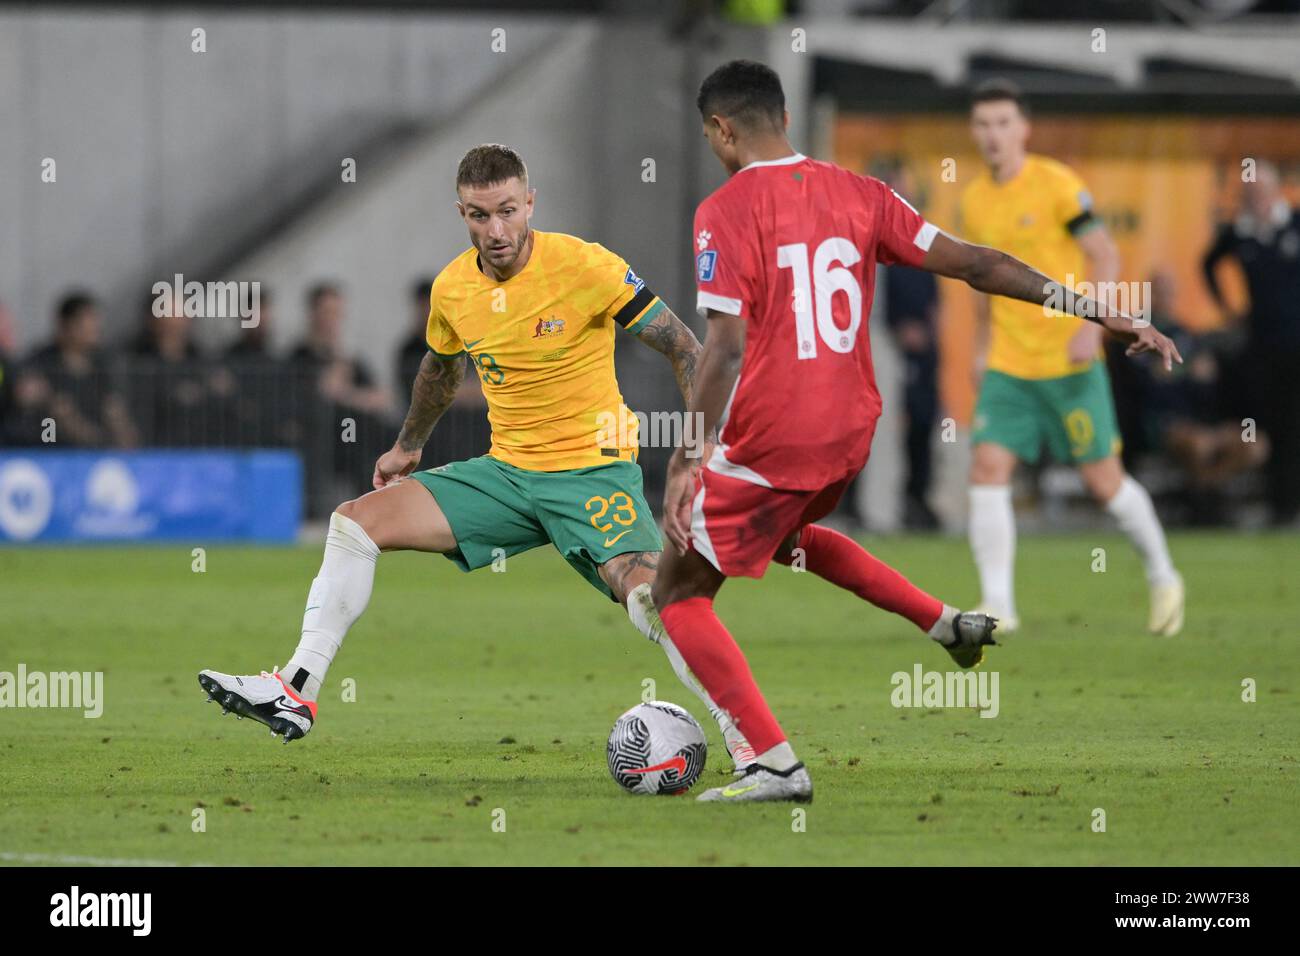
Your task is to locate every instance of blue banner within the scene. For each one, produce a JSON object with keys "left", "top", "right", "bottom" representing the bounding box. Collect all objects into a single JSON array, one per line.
[{"left": 0, "top": 450, "right": 302, "bottom": 543}]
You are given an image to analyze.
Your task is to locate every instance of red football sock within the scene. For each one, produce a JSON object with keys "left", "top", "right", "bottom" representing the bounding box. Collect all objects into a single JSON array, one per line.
[
  {"left": 776, "top": 525, "right": 943, "bottom": 631},
  {"left": 658, "top": 597, "right": 787, "bottom": 755}
]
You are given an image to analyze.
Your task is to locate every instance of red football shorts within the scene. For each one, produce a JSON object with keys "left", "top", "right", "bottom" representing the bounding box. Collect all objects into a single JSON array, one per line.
[{"left": 688, "top": 467, "right": 853, "bottom": 578}]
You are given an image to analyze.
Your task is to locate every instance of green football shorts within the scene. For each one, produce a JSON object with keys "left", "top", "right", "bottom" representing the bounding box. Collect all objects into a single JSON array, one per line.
[
  {"left": 972, "top": 362, "right": 1122, "bottom": 465},
  {"left": 410, "top": 455, "right": 662, "bottom": 600}
]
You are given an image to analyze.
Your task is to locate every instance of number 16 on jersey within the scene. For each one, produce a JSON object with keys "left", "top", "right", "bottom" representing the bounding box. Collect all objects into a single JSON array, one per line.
[{"left": 777, "top": 237, "right": 864, "bottom": 359}]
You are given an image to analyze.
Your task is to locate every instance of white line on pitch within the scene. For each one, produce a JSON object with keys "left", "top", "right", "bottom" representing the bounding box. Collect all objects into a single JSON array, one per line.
[{"left": 0, "top": 851, "right": 219, "bottom": 867}]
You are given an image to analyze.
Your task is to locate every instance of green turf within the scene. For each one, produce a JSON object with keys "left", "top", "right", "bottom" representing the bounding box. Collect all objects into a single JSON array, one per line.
[{"left": 0, "top": 533, "right": 1296, "bottom": 866}]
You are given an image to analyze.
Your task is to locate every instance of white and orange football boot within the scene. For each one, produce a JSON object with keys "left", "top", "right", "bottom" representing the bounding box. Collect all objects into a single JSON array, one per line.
[
  {"left": 198, "top": 668, "right": 316, "bottom": 743},
  {"left": 1148, "top": 573, "right": 1185, "bottom": 637}
]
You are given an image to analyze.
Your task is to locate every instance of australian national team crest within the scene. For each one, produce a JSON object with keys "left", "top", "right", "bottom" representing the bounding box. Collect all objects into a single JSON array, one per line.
[
  {"left": 695, "top": 229, "right": 716, "bottom": 282},
  {"left": 532, "top": 315, "right": 566, "bottom": 338}
]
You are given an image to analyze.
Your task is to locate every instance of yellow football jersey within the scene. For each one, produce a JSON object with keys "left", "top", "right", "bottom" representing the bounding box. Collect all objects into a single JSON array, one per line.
[
  {"left": 426, "top": 230, "right": 664, "bottom": 471},
  {"left": 959, "top": 153, "right": 1099, "bottom": 380}
]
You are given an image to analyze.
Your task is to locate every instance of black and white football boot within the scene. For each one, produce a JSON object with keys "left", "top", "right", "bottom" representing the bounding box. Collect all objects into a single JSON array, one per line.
[
  {"left": 197, "top": 669, "right": 316, "bottom": 743},
  {"left": 934, "top": 612, "right": 999, "bottom": 669}
]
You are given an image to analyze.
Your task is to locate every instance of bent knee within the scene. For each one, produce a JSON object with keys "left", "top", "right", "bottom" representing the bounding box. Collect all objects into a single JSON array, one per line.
[
  {"left": 333, "top": 497, "right": 371, "bottom": 528},
  {"left": 970, "top": 452, "right": 1013, "bottom": 485},
  {"left": 1080, "top": 458, "right": 1125, "bottom": 501},
  {"left": 331, "top": 497, "right": 383, "bottom": 543}
]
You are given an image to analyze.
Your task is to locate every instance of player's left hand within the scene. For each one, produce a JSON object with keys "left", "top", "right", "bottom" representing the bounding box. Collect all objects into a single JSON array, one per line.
[{"left": 662, "top": 452, "right": 697, "bottom": 556}]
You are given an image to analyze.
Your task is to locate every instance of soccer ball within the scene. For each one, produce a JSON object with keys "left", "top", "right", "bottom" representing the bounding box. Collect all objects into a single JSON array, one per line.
[{"left": 607, "top": 700, "right": 708, "bottom": 795}]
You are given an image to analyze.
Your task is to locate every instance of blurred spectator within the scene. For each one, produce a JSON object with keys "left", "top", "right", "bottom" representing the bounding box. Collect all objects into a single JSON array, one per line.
[
  {"left": 289, "top": 283, "right": 391, "bottom": 416},
  {"left": 1112, "top": 271, "right": 1268, "bottom": 525},
  {"left": 289, "top": 283, "right": 392, "bottom": 492},
  {"left": 224, "top": 288, "right": 301, "bottom": 448},
  {"left": 1202, "top": 160, "right": 1300, "bottom": 525},
  {"left": 14, "top": 292, "right": 138, "bottom": 448},
  {"left": 395, "top": 275, "right": 485, "bottom": 408},
  {"left": 0, "top": 301, "right": 18, "bottom": 444},
  {"left": 396, "top": 276, "right": 436, "bottom": 405},
  {"left": 225, "top": 287, "right": 274, "bottom": 360},
  {"left": 128, "top": 289, "right": 232, "bottom": 445},
  {"left": 394, "top": 276, "right": 488, "bottom": 470},
  {"left": 878, "top": 161, "right": 940, "bottom": 530}
]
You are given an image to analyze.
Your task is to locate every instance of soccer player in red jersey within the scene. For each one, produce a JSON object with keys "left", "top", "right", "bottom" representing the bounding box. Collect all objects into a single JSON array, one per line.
[{"left": 652, "top": 61, "right": 1181, "bottom": 803}]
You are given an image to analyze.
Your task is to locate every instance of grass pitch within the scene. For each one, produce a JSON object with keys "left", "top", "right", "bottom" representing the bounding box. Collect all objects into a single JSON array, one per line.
[{"left": 0, "top": 533, "right": 1296, "bottom": 866}]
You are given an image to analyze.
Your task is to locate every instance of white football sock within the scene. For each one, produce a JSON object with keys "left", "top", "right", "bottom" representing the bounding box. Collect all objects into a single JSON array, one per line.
[
  {"left": 1105, "top": 476, "right": 1178, "bottom": 586},
  {"left": 284, "top": 511, "right": 380, "bottom": 701},
  {"left": 626, "top": 583, "right": 753, "bottom": 762},
  {"left": 755, "top": 741, "right": 799, "bottom": 772},
  {"left": 969, "top": 484, "right": 1017, "bottom": 617},
  {"left": 927, "top": 604, "right": 959, "bottom": 644}
]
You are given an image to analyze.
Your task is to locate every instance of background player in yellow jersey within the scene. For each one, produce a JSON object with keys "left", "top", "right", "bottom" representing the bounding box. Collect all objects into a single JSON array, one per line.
[
  {"left": 198, "top": 144, "right": 756, "bottom": 763},
  {"left": 960, "top": 81, "right": 1183, "bottom": 636}
]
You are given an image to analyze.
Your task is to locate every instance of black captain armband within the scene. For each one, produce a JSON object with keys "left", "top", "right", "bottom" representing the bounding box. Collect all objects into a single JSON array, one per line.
[
  {"left": 1065, "top": 209, "right": 1100, "bottom": 237},
  {"left": 612, "top": 287, "right": 657, "bottom": 328}
]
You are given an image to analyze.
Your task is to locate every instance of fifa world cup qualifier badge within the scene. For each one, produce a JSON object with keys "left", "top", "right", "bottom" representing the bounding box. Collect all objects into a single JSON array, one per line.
[{"left": 696, "top": 229, "right": 717, "bottom": 282}]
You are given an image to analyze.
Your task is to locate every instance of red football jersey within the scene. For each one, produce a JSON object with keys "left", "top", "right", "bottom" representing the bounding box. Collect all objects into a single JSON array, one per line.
[{"left": 693, "top": 153, "right": 938, "bottom": 490}]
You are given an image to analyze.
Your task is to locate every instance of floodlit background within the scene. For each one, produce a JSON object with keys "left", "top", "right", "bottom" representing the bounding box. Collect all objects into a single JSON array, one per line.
[
  {"left": 1, "top": 1, "right": 1298, "bottom": 875},
  {"left": 1, "top": 0, "right": 1298, "bottom": 534}
]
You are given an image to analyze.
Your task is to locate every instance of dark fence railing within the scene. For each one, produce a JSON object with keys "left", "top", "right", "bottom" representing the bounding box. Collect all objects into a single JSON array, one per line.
[{"left": 0, "top": 356, "right": 493, "bottom": 519}]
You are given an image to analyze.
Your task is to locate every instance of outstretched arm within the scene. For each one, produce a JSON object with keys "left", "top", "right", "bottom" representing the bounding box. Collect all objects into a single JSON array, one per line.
[
  {"left": 921, "top": 231, "right": 1182, "bottom": 369},
  {"left": 373, "top": 351, "right": 466, "bottom": 488}
]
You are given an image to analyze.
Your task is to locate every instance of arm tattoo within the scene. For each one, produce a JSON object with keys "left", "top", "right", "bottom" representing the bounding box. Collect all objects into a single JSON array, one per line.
[
  {"left": 636, "top": 307, "right": 703, "bottom": 408},
  {"left": 396, "top": 351, "right": 465, "bottom": 453},
  {"left": 636, "top": 307, "right": 722, "bottom": 445}
]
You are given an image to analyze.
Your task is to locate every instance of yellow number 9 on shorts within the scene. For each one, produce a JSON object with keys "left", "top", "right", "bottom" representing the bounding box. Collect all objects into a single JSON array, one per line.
[{"left": 1064, "top": 408, "right": 1095, "bottom": 459}]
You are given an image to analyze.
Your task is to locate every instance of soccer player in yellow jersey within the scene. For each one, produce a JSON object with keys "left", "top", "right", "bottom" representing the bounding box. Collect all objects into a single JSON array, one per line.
[
  {"left": 960, "top": 81, "right": 1184, "bottom": 636},
  {"left": 198, "top": 144, "right": 757, "bottom": 766}
]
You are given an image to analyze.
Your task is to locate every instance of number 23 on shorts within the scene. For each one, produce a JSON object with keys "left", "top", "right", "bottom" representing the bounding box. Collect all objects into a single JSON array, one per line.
[{"left": 586, "top": 493, "right": 638, "bottom": 546}]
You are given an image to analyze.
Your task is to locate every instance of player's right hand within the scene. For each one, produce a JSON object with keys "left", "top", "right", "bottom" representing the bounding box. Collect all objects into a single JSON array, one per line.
[
  {"left": 373, "top": 444, "right": 421, "bottom": 489},
  {"left": 1125, "top": 323, "right": 1183, "bottom": 371}
]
